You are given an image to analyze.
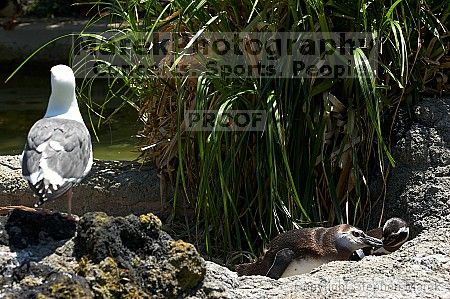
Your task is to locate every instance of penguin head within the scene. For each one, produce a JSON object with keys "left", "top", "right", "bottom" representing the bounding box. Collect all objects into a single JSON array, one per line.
[
  {"left": 382, "top": 217, "right": 409, "bottom": 249},
  {"left": 336, "top": 225, "right": 383, "bottom": 251}
]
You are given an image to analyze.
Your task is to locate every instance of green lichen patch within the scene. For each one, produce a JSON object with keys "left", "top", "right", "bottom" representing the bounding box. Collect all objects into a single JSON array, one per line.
[
  {"left": 169, "top": 240, "right": 207, "bottom": 290},
  {"left": 75, "top": 257, "right": 150, "bottom": 298},
  {"left": 19, "top": 274, "right": 94, "bottom": 299}
]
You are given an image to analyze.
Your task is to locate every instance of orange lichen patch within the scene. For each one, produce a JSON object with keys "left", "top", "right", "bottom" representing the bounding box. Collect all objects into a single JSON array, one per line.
[{"left": 169, "top": 239, "right": 193, "bottom": 253}]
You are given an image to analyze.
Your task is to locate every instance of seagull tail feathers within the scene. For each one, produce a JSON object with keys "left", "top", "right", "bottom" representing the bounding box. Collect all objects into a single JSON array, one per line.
[{"left": 31, "top": 181, "right": 73, "bottom": 207}]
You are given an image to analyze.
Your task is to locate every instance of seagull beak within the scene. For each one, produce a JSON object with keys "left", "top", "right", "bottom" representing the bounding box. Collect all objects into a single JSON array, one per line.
[{"left": 363, "top": 236, "right": 383, "bottom": 248}]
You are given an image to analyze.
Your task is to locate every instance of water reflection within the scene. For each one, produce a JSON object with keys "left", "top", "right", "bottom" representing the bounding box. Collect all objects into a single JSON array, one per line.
[{"left": 0, "top": 73, "right": 140, "bottom": 161}]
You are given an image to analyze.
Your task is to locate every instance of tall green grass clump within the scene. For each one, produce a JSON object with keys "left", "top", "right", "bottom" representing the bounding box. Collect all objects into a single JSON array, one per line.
[{"left": 74, "top": 0, "right": 449, "bottom": 261}]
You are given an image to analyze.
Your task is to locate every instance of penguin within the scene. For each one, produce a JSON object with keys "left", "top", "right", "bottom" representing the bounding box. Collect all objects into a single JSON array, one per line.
[
  {"left": 350, "top": 217, "right": 409, "bottom": 260},
  {"left": 235, "top": 224, "right": 383, "bottom": 279}
]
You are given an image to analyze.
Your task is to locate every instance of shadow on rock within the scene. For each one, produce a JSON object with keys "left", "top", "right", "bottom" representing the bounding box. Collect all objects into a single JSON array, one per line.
[{"left": 2, "top": 209, "right": 76, "bottom": 252}]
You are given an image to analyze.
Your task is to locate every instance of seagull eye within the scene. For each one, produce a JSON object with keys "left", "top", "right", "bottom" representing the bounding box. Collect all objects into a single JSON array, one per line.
[{"left": 352, "top": 231, "right": 361, "bottom": 237}]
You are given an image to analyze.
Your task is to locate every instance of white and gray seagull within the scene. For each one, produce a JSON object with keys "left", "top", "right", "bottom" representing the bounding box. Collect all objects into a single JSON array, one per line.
[{"left": 21, "top": 64, "right": 93, "bottom": 218}]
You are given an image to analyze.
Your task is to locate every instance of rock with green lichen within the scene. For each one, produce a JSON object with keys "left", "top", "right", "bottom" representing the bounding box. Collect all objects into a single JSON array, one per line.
[
  {"left": 0, "top": 210, "right": 206, "bottom": 298},
  {"left": 169, "top": 240, "right": 206, "bottom": 290},
  {"left": 23, "top": 274, "right": 93, "bottom": 299},
  {"left": 75, "top": 212, "right": 207, "bottom": 298}
]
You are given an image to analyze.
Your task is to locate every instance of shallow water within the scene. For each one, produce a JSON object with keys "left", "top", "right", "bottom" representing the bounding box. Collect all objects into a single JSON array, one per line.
[{"left": 0, "top": 73, "right": 140, "bottom": 161}]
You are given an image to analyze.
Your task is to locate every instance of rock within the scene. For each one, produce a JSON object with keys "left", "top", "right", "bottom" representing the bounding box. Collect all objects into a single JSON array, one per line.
[
  {"left": 0, "top": 156, "right": 164, "bottom": 216},
  {"left": 0, "top": 18, "right": 107, "bottom": 64},
  {"left": 371, "top": 97, "right": 450, "bottom": 233},
  {"left": 2, "top": 209, "right": 76, "bottom": 250},
  {"left": 74, "top": 212, "right": 169, "bottom": 264},
  {"left": 0, "top": 210, "right": 206, "bottom": 298},
  {"left": 11, "top": 274, "right": 94, "bottom": 299},
  {"left": 188, "top": 227, "right": 450, "bottom": 299}
]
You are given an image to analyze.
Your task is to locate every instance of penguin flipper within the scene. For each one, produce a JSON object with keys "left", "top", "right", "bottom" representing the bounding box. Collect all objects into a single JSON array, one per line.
[{"left": 265, "top": 248, "right": 295, "bottom": 279}]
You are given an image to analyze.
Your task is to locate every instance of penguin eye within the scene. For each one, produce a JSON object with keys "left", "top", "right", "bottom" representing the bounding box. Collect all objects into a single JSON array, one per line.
[{"left": 352, "top": 231, "right": 361, "bottom": 237}]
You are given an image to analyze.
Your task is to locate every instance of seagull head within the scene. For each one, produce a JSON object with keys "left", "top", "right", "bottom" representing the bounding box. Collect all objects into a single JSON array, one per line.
[
  {"left": 45, "top": 65, "right": 80, "bottom": 119},
  {"left": 50, "top": 64, "right": 76, "bottom": 92}
]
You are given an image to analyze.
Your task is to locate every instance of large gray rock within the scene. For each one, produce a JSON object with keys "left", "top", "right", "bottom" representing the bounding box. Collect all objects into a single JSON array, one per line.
[
  {"left": 193, "top": 227, "right": 450, "bottom": 298},
  {"left": 0, "top": 155, "right": 163, "bottom": 215},
  {"left": 381, "top": 97, "right": 450, "bottom": 232}
]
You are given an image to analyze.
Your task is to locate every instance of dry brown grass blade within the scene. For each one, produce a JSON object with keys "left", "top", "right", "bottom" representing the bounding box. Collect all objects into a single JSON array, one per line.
[
  {"left": 336, "top": 150, "right": 352, "bottom": 201},
  {"left": 0, "top": 206, "right": 61, "bottom": 216},
  {"left": 327, "top": 92, "right": 346, "bottom": 113}
]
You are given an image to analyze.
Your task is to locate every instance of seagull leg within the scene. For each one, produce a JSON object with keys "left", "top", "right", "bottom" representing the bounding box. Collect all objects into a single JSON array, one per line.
[
  {"left": 67, "top": 188, "right": 73, "bottom": 216},
  {"left": 61, "top": 188, "right": 78, "bottom": 222}
]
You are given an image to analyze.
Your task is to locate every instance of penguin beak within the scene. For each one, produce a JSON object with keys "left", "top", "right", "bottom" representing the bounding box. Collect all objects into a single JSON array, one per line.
[{"left": 363, "top": 236, "right": 383, "bottom": 248}]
